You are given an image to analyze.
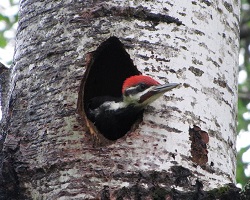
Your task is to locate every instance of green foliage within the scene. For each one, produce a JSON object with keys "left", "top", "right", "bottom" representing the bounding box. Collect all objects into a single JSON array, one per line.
[
  {"left": 0, "top": 12, "right": 13, "bottom": 48},
  {"left": 238, "top": 98, "right": 249, "bottom": 132},
  {"left": 237, "top": 146, "right": 250, "bottom": 186},
  {"left": 0, "top": 0, "right": 18, "bottom": 65},
  {"left": 0, "top": 32, "right": 7, "bottom": 48}
]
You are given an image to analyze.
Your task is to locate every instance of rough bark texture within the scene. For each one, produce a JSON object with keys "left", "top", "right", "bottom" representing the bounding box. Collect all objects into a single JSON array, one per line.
[{"left": 0, "top": 0, "right": 241, "bottom": 199}]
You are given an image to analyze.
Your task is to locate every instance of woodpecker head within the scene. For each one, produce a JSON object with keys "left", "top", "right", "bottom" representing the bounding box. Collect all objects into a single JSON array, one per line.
[{"left": 122, "top": 75, "right": 179, "bottom": 107}]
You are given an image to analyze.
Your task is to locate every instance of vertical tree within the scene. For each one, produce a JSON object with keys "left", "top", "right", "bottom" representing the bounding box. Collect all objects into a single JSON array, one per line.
[{"left": 0, "top": 0, "right": 241, "bottom": 199}]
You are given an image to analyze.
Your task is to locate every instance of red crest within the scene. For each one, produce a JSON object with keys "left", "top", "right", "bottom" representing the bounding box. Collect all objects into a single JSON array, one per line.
[{"left": 122, "top": 75, "right": 160, "bottom": 93}]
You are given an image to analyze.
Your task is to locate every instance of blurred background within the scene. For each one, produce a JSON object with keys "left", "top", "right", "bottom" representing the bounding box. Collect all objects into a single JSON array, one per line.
[{"left": 0, "top": 0, "right": 249, "bottom": 187}]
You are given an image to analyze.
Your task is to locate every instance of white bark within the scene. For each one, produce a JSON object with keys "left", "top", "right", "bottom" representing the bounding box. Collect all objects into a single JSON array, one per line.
[{"left": 0, "top": 0, "right": 240, "bottom": 199}]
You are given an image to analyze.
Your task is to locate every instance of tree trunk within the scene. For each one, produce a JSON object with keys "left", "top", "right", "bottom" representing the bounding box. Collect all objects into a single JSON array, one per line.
[{"left": 0, "top": 0, "right": 240, "bottom": 199}]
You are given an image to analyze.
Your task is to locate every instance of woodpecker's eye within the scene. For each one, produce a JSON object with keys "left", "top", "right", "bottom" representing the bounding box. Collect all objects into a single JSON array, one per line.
[
  {"left": 137, "top": 83, "right": 148, "bottom": 92},
  {"left": 124, "top": 90, "right": 130, "bottom": 96}
]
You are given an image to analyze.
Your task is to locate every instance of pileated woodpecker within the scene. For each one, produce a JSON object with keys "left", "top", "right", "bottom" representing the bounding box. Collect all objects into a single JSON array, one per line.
[{"left": 85, "top": 75, "right": 179, "bottom": 140}]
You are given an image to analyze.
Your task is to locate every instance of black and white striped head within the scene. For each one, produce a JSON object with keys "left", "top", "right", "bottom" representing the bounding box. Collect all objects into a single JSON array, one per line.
[{"left": 122, "top": 75, "right": 179, "bottom": 107}]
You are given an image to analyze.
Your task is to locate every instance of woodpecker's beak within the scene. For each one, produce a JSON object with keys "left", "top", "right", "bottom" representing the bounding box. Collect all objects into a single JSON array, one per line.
[
  {"left": 139, "top": 83, "right": 180, "bottom": 104},
  {"left": 152, "top": 83, "right": 180, "bottom": 93}
]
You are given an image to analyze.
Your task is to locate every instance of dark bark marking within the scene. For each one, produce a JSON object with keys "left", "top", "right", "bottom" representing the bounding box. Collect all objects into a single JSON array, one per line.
[
  {"left": 155, "top": 57, "right": 170, "bottom": 62},
  {"left": 0, "top": 135, "right": 22, "bottom": 200},
  {"left": 171, "top": 166, "right": 192, "bottom": 187},
  {"left": 78, "top": 5, "right": 183, "bottom": 26},
  {"left": 0, "top": 154, "right": 20, "bottom": 200},
  {"left": 114, "top": 184, "right": 145, "bottom": 200},
  {"left": 189, "top": 66, "right": 204, "bottom": 77},
  {"left": 146, "top": 120, "right": 182, "bottom": 133},
  {"left": 198, "top": 42, "right": 209, "bottom": 51},
  {"left": 213, "top": 78, "right": 234, "bottom": 95},
  {"left": 101, "top": 185, "right": 110, "bottom": 200},
  {"left": 223, "top": 2, "right": 233, "bottom": 13},
  {"left": 189, "top": 125, "right": 209, "bottom": 167},
  {"left": 111, "top": 170, "right": 242, "bottom": 199},
  {"left": 178, "top": 12, "right": 186, "bottom": 17},
  {"left": 201, "top": 0, "right": 212, "bottom": 6},
  {"left": 207, "top": 183, "right": 241, "bottom": 200},
  {"left": 180, "top": 45, "right": 188, "bottom": 50},
  {"left": 194, "top": 29, "right": 205, "bottom": 36},
  {"left": 0, "top": 62, "right": 13, "bottom": 144},
  {"left": 192, "top": 58, "right": 203, "bottom": 66},
  {"left": 213, "top": 78, "right": 226, "bottom": 88},
  {"left": 219, "top": 57, "right": 223, "bottom": 64},
  {"left": 207, "top": 57, "right": 221, "bottom": 68},
  {"left": 183, "top": 83, "right": 190, "bottom": 88}
]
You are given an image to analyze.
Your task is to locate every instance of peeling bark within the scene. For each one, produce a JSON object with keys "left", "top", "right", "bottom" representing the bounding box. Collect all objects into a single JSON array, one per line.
[
  {"left": 189, "top": 126, "right": 209, "bottom": 167},
  {"left": 0, "top": 0, "right": 240, "bottom": 199}
]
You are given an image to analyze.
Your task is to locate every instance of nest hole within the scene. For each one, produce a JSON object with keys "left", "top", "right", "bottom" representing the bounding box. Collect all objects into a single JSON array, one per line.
[{"left": 77, "top": 36, "right": 142, "bottom": 143}]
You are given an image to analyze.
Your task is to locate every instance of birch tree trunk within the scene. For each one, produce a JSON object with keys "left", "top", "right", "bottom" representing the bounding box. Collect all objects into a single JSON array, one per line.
[{"left": 0, "top": 0, "right": 240, "bottom": 199}]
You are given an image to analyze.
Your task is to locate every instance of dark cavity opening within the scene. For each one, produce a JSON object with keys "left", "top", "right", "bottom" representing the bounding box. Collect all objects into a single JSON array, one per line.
[{"left": 77, "top": 36, "right": 142, "bottom": 141}]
